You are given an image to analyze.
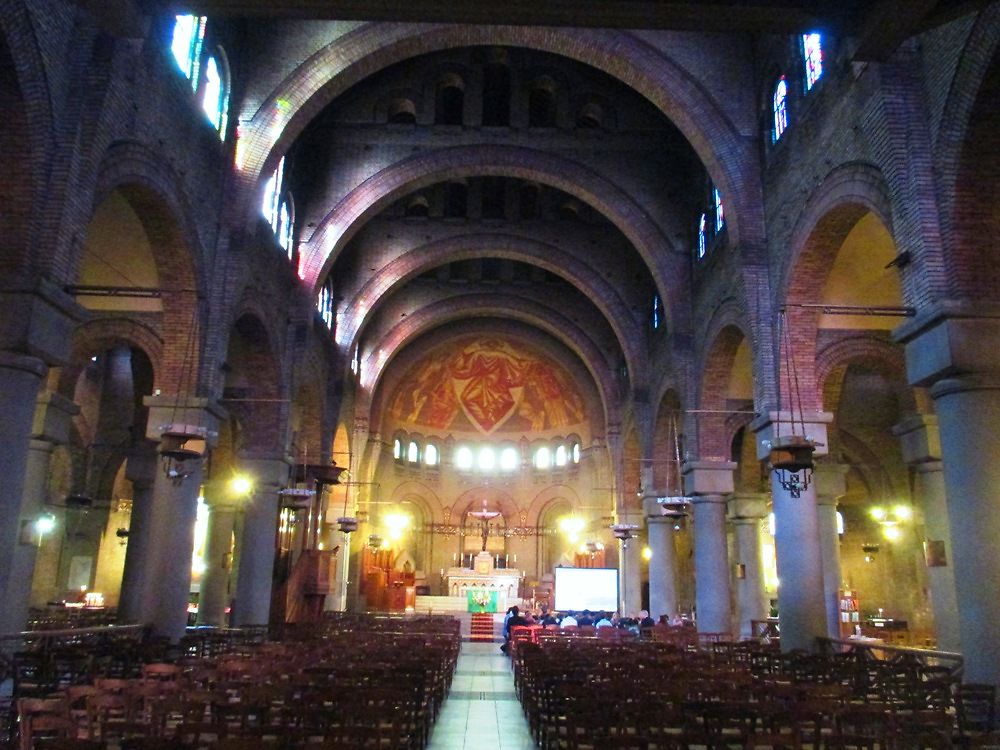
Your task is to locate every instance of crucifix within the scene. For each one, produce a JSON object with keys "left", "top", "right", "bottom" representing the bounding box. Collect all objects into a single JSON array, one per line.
[{"left": 468, "top": 500, "right": 501, "bottom": 552}]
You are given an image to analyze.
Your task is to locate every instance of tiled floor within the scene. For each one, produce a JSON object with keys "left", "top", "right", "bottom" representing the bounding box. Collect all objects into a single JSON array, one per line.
[{"left": 428, "top": 641, "right": 536, "bottom": 750}]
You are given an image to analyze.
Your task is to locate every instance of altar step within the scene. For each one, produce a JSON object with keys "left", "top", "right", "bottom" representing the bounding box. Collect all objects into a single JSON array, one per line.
[{"left": 470, "top": 612, "right": 498, "bottom": 642}]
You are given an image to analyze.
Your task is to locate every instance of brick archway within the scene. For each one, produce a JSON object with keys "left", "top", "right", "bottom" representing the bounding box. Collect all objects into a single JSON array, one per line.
[
  {"left": 237, "top": 23, "right": 759, "bottom": 250},
  {"left": 304, "top": 144, "right": 685, "bottom": 334},
  {"left": 59, "top": 318, "right": 164, "bottom": 397},
  {"left": 696, "top": 321, "right": 750, "bottom": 461},
  {"left": 776, "top": 163, "right": 896, "bottom": 413},
  {"left": 359, "top": 298, "right": 618, "bottom": 435},
  {"left": 338, "top": 232, "right": 645, "bottom": 379},
  {"left": 816, "top": 335, "right": 914, "bottom": 416}
]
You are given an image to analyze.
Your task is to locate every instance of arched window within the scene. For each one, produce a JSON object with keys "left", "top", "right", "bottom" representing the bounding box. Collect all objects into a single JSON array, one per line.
[
  {"left": 802, "top": 33, "right": 823, "bottom": 91},
  {"left": 477, "top": 447, "right": 496, "bottom": 472},
  {"left": 393, "top": 438, "right": 403, "bottom": 460},
  {"left": 571, "top": 442, "right": 581, "bottom": 464},
  {"left": 405, "top": 196, "right": 430, "bottom": 218},
  {"left": 444, "top": 182, "right": 468, "bottom": 218},
  {"left": 201, "top": 53, "right": 229, "bottom": 139},
  {"left": 773, "top": 76, "right": 789, "bottom": 142},
  {"left": 554, "top": 445, "right": 567, "bottom": 467},
  {"left": 499, "top": 446, "right": 519, "bottom": 472},
  {"left": 528, "top": 87, "right": 556, "bottom": 128},
  {"left": 424, "top": 443, "right": 439, "bottom": 466},
  {"left": 277, "top": 195, "right": 294, "bottom": 259},
  {"left": 171, "top": 15, "right": 206, "bottom": 88},
  {"left": 713, "top": 187, "right": 725, "bottom": 232},
  {"left": 697, "top": 213, "right": 708, "bottom": 258},
  {"left": 652, "top": 293, "right": 663, "bottom": 330},
  {"left": 262, "top": 157, "right": 284, "bottom": 227},
  {"left": 350, "top": 346, "right": 360, "bottom": 376},
  {"left": 454, "top": 445, "right": 474, "bottom": 471},
  {"left": 482, "top": 63, "right": 511, "bottom": 126},
  {"left": 317, "top": 278, "right": 334, "bottom": 328},
  {"left": 435, "top": 82, "right": 464, "bottom": 125},
  {"left": 388, "top": 98, "right": 417, "bottom": 124},
  {"left": 407, "top": 441, "right": 420, "bottom": 464},
  {"left": 534, "top": 446, "right": 551, "bottom": 470}
]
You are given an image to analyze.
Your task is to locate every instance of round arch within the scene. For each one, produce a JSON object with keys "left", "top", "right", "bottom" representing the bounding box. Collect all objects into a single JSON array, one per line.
[
  {"left": 338, "top": 232, "right": 645, "bottom": 380},
  {"left": 237, "top": 23, "right": 758, "bottom": 249},
  {"left": 304, "top": 145, "right": 684, "bottom": 333}
]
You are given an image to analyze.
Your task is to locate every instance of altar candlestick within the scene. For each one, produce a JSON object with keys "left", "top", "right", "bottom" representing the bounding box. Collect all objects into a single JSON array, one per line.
[{"left": 513, "top": 554, "right": 517, "bottom": 564}]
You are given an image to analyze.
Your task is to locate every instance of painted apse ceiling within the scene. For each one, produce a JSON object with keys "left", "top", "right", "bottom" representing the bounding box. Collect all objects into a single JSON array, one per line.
[{"left": 388, "top": 336, "right": 587, "bottom": 435}]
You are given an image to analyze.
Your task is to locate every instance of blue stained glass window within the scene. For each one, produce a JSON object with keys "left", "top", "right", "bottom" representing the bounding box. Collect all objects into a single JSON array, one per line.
[
  {"left": 698, "top": 213, "right": 707, "bottom": 258},
  {"left": 803, "top": 33, "right": 823, "bottom": 91},
  {"left": 171, "top": 15, "right": 205, "bottom": 89},
  {"left": 773, "top": 76, "right": 789, "bottom": 142},
  {"left": 713, "top": 187, "right": 725, "bottom": 232},
  {"left": 202, "top": 55, "right": 229, "bottom": 138}
]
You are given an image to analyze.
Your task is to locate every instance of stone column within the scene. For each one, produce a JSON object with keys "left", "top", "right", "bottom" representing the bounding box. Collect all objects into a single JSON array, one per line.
[
  {"left": 0, "top": 352, "right": 49, "bottom": 635},
  {"left": 814, "top": 463, "right": 848, "bottom": 639},
  {"left": 753, "top": 412, "right": 832, "bottom": 652},
  {"left": 683, "top": 461, "right": 736, "bottom": 636},
  {"left": 196, "top": 481, "right": 239, "bottom": 627},
  {"left": 896, "top": 308, "right": 1000, "bottom": 682},
  {"left": 644, "top": 504, "right": 679, "bottom": 621},
  {"left": 729, "top": 494, "right": 768, "bottom": 640},
  {"left": 615, "top": 509, "right": 643, "bottom": 616},
  {"left": 893, "top": 414, "right": 960, "bottom": 653},
  {"left": 127, "top": 396, "right": 224, "bottom": 639},
  {"left": 231, "top": 457, "right": 289, "bottom": 627},
  {"left": 117, "top": 444, "right": 159, "bottom": 624}
]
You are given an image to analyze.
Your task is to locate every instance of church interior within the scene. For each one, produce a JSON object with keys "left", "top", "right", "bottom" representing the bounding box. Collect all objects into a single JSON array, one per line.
[{"left": 1, "top": 0, "right": 999, "bottom": 747}]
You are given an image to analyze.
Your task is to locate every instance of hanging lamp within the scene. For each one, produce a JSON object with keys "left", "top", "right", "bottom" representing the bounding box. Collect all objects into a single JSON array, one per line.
[{"left": 768, "top": 310, "right": 816, "bottom": 497}]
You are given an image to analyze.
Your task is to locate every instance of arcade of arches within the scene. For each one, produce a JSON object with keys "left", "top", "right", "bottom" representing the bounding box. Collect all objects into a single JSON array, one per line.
[{"left": 1, "top": 0, "right": 999, "bottom": 687}]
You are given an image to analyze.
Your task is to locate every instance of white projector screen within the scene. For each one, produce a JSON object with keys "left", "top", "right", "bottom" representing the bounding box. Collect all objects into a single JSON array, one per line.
[{"left": 553, "top": 567, "right": 619, "bottom": 612}]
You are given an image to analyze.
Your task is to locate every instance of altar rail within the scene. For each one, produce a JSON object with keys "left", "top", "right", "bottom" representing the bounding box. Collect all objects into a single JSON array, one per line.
[{"left": 818, "top": 636, "right": 964, "bottom": 679}]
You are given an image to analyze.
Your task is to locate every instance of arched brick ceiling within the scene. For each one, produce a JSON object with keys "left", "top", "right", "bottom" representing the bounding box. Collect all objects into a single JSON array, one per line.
[
  {"left": 236, "top": 23, "right": 760, "bottom": 250},
  {"left": 335, "top": 233, "right": 646, "bottom": 381}
]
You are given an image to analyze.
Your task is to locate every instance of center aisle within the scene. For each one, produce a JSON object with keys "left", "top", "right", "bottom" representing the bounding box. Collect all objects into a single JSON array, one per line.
[{"left": 428, "top": 641, "right": 536, "bottom": 750}]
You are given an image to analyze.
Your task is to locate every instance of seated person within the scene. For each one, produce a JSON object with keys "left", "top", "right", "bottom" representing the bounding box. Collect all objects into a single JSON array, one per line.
[
  {"left": 540, "top": 611, "right": 559, "bottom": 627},
  {"left": 638, "top": 609, "right": 656, "bottom": 628},
  {"left": 576, "top": 610, "right": 594, "bottom": 627},
  {"left": 559, "top": 611, "right": 579, "bottom": 628},
  {"left": 594, "top": 612, "right": 613, "bottom": 628},
  {"left": 500, "top": 606, "right": 529, "bottom": 653}
]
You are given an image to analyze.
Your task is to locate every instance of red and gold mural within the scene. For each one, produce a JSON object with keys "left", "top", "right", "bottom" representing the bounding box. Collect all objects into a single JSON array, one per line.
[{"left": 389, "top": 337, "right": 586, "bottom": 434}]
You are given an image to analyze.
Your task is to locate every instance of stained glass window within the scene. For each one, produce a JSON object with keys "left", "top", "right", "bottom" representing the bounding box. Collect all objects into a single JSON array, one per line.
[
  {"left": 407, "top": 441, "right": 419, "bottom": 463},
  {"left": 698, "top": 213, "right": 707, "bottom": 258},
  {"left": 803, "top": 33, "right": 823, "bottom": 91},
  {"left": 571, "top": 442, "right": 581, "bottom": 464},
  {"left": 713, "top": 187, "right": 725, "bottom": 232},
  {"left": 317, "top": 280, "right": 333, "bottom": 328},
  {"left": 534, "top": 446, "right": 551, "bottom": 470},
  {"left": 500, "top": 447, "right": 519, "bottom": 471},
  {"left": 171, "top": 15, "right": 205, "bottom": 88},
  {"left": 202, "top": 55, "right": 229, "bottom": 138},
  {"left": 424, "top": 444, "right": 439, "bottom": 466},
  {"left": 555, "top": 445, "right": 567, "bottom": 467},
  {"left": 393, "top": 439, "right": 402, "bottom": 460},
  {"left": 652, "top": 293, "right": 662, "bottom": 329},
  {"left": 773, "top": 76, "right": 788, "bottom": 142},
  {"left": 262, "top": 157, "right": 284, "bottom": 226}
]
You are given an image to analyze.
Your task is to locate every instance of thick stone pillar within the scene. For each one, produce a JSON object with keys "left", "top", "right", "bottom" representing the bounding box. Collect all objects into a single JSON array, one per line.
[
  {"left": 123, "top": 396, "right": 224, "bottom": 639},
  {"left": 814, "top": 463, "right": 848, "bottom": 639},
  {"left": 196, "top": 481, "right": 239, "bottom": 627},
  {"left": 0, "top": 353, "right": 48, "bottom": 634},
  {"left": 644, "top": 503, "right": 679, "bottom": 621},
  {"left": 683, "top": 461, "right": 735, "bottom": 636},
  {"left": 729, "top": 494, "right": 768, "bottom": 640},
  {"left": 896, "top": 308, "right": 1000, "bottom": 682},
  {"left": 231, "top": 457, "right": 289, "bottom": 627},
  {"left": 893, "top": 414, "right": 960, "bottom": 652},
  {"left": 117, "top": 445, "right": 159, "bottom": 623},
  {"left": 754, "top": 413, "right": 832, "bottom": 652},
  {"left": 615, "top": 509, "right": 643, "bottom": 616}
]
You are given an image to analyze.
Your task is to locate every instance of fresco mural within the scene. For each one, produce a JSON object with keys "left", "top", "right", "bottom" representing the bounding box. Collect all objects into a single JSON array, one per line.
[{"left": 389, "top": 337, "right": 586, "bottom": 434}]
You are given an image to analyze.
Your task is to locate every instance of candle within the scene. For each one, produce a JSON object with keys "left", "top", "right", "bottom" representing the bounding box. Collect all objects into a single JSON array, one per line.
[
  {"left": 452, "top": 553, "right": 457, "bottom": 562},
  {"left": 440, "top": 568, "right": 444, "bottom": 577},
  {"left": 504, "top": 554, "right": 508, "bottom": 566},
  {"left": 513, "top": 554, "right": 517, "bottom": 564}
]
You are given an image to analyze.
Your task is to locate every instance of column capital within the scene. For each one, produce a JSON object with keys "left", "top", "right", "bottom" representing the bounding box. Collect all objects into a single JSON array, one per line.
[
  {"left": 0, "top": 351, "right": 47, "bottom": 378},
  {"left": 690, "top": 493, "right": 728, "bottom": 507},
  {"left": 813, "top": 462, "right": 849, "bottom": 503},
  {"left": 143, "top": 395, "right": 227, "bottom": 447},
  {"left": 237, "top": 455, "right": 291, "bottom": 491},
  {"left": 682, "top": 460, "right": 736, "bottom": 496},
  {"left": 930, "top": 374, "right": 1000, "bottom": 399},
  {"left": 125, "top": 442, "right": 160, "bottom": 486},
  {"left": 31, "top": 390, "right": 80, "bottom": 444},
  {"left": 0, "top": 278, "right": 86, "bottom": 365},
  {"left": 728, "top": 494, "right": 768, "bottom": 520},
  {"left": 750, "top": 411, "right": 833, "bottom": 461},
  {"left": 892, "top": 413, "right": 941, "bottom": 464},
  {"left": 893, "top": 303, "right": 1000, "bottom": 387}
]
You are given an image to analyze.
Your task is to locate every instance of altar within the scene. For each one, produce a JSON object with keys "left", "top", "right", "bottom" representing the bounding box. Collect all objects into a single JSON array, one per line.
[{"left": 445, "top": 552, "right": 522, "bottom": 612}]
